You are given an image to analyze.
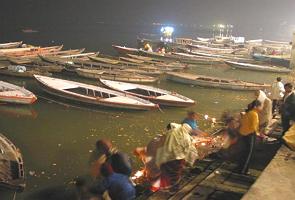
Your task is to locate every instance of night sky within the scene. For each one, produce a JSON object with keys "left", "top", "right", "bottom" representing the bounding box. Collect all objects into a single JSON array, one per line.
[{"left": 1, "top": 0, "right": 295, "bottom": 40}]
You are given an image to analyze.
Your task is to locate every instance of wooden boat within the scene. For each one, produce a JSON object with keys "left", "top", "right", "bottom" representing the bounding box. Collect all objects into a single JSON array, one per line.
[
  {"left": 0, "top": 41, "right": 23, "bottom": 49},
  {"left": 0, "top": 81, "right": 37, "bottom": 104},
  {"left": 139, "top": 50, "right": 218, "bottom": 65},
  {"left": 88, "top": 56, "right": 120, "bottom": 65},
  {"left": 76, "top": 68, "right": 158, "bottom": 83},
  {"left": 252, "top": 53, "right": 290, "bottom": 68},
  {"left": 112, "top": 45, "right": 139, "bottom": 55},
  {"left": 224, "top": 61, "right": 291, "bottom": 73},
  {"left": 171, "top": 52, "right": 223, "bottom": 65},
  {"left": 166, "top": 72, "right": 270, "bottom": 91},
  {"left": 0, "top": 45, "right": 63, "bottom": 57},
  {"left": 0, "top": 133, "right": 25, "bottom": 191},
  {"left": 0, "top": 68, "right": 52, "bottom": 78},
  {"left": 7, "top": 57, "right": 33, "bottom": 65},
  {"left": 127, "top": 54, "right": 154, "bottom": 61},
  {"left": 119, "top": 57, "right": 145, "bottom": 64},
  {"left": 187, "top": 44, "right": 235, "bottom": 54},
  {"left": 40, "top": 55, "right": 123, "bottom": 71},
  {"left": 34, "top": 75, "right": 158, "bottom": 110},
  {"left": 36, "top": 65, "right": 64, "bottom": 73},
  {"left": 100, "top": 79, "right": 195, "bottom": 107},
  {"left": 127, "top": 54, "right": 186, "bottom": 70},
  {"left": 190, "top": 51, "right": 253, "bottom": 62},
  {"left": 121, "top": 68, "right": 163, "bottom": 76},
  {"left": 60, "top": 52, "right": 98, "bottom": 59}
]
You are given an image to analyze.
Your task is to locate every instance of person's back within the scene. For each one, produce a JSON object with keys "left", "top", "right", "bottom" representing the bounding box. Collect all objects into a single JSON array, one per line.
[
  {"left": 239, "top": 110, "right": 259, "bottom": 136},
  {"left": 103, "top": 172, "right": 135, "bottom": 200},
  {"left": 258, "top": 97, "right": 272, "bottom": 125},
  {"left": 110, "top": 152, "right": 132, "bottom": 177},
  {"left": 270, "top": 80, "right": 284, "bottom": 100}
]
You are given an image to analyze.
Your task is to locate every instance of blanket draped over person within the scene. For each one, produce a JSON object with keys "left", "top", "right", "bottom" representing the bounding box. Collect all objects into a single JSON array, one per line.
[
  {"left": 256, "top": 90, "right": 272, "bottom": 126},
  {"left": 155, "top": 123, "right": 199, "bottom": 167}
]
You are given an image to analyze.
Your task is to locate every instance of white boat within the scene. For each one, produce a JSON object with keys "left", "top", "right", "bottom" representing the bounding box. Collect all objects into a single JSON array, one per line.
[
  {"left": 0, "top": 81, "right": 37, "bottom": 104},
  {"left": 34, "top": 75, "right": 158, "bottom": 110},
  {"left": 100, "top": 79, "right": 195, "bottom": 107},
  {"left": 225, "top": 60, "right": 291, "bottom": 73}
]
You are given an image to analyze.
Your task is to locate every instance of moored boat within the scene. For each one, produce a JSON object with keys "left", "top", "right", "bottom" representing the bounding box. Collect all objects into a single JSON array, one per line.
[
  {"left": 0, "top": 133, "right": 25, "bottom": 191},
  {"left": 112, "top": 45, "right": 139, "bottom": 55},
  {"left": 75, "top": 68, "right": 158, "bottom": 83},
  {"left": 100, "top": 79, "right": 195, "bottom": 107},
  {"left": 34, "top": 75, "right": 158, "bottom": 110},
  {"left": 0, "top": 41, "right": 23, "bottom": 49},
  {"left": 252, "top": 53, "right": 290, "bottom": 68},
  {"left": 224, "top": 60, "right": 291, "bottom": 73},
  {"left": 166, "top": 72, "right": 270, "bottom": 91},
  {"left": 0, "top": 81, "right": 37, "bottom": 104},
  {"left": 187, "top": 44, "right": 235, "bottom": 54},
  {"left": 0, "top": 66, "right": 52, "bottom": 78}
]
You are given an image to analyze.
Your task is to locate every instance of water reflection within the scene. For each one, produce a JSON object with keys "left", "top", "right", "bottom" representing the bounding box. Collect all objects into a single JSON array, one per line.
[{"left": 0, "top": 105, "right": 38, "bottom": 119}]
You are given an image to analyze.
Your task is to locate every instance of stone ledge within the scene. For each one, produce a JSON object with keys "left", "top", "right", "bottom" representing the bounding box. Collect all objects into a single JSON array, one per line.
[{"left": 242, "top": 145, "right": 295, "bottom": 200}]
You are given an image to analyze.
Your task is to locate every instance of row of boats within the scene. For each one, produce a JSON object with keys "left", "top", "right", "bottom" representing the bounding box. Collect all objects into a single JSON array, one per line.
[
  {"left": 0, "top": 75, "right": 196, "bottom": 110},
  {"left": 1, "top": 39, "right": 286, "bottom": 112}
]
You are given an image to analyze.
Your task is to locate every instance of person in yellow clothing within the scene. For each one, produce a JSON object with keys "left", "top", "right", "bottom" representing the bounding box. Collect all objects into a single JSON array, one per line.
[{"left": 236, "top": 100, "right": 262, "bottom": 174}]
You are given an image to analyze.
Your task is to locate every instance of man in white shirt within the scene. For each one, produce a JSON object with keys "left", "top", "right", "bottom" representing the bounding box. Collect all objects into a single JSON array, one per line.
[{"left": 270, "top": 77, "right": 285, "bottom": 115}]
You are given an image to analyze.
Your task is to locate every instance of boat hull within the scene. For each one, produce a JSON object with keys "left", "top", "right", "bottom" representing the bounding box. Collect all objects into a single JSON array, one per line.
[
  {"left": 225, "top": 61, "right": 291, "bottom": 73},
  {"left": 76, "top": 69, "right": 158, "bottom": 83},
  {"left": 0, "top": 133, "right": 25, "bottom": 191},
  {"left": 0, "top": 95, "right": 37, "bottom": 104},
  {"left": 166, "top": 73, "right": 270, "bottom": 91},
  {"left": 99, "top": 79, "right": 195, "bottom": 107}
]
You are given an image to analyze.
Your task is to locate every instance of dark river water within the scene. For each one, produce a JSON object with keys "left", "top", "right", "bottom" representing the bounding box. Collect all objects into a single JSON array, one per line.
[{"left": 0, "top": 24, "right": 292, "bottom": 200}]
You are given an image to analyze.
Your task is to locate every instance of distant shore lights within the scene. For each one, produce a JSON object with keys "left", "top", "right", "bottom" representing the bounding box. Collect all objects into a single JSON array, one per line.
[
  {"left": 212, "top": 24, "right": 234, "bottom": 38},
  {"left": 160, "top": 26, "right": 174, "bottom": 42}
]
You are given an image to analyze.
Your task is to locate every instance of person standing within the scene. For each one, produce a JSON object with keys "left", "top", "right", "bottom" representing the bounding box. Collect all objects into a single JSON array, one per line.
[
  {"left": 254, "top": 90, "right": 272, "bottom": 136},
  {"left": 270, "top": 77, "right": 285, "bottom": 115},
  {"left": 236, "top": 100, "right": 262, "bottom": 174},
  {"left": 281, "top": 83, "right": 295, "bottom": 134}
]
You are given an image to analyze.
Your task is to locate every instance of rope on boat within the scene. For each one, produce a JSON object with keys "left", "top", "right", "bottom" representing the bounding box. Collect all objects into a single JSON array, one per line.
[{"left": 157, "top": 106, "right": 164, "bottom": 113}]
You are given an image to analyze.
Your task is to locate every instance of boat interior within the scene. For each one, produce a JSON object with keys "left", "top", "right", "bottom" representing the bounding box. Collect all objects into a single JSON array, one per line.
[
  {"left": 65, "top": 87, "right": 116, "bottom": 99},
  {"left": 126, "top": 88, "right": 163, "bottom": 97}
]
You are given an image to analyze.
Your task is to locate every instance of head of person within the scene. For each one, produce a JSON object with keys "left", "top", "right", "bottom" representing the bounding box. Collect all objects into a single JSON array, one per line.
[
  {"left": 276, "top": 77, "right": 282, "bottom": 82},
  {"left": 254, "top": 90, "right": 267, "bottom": 103},
  {"left": 284, "top": 83, "right": 293, "bottom": 94},
  {"left": 246, "top": 100, "right": 262, "bottom": 112},
  {"left": 96, "top": 139, "right": 113, "bottom": 156},
  {"left": 187, "top": 111, "right": 197, "bottom": 120}
]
